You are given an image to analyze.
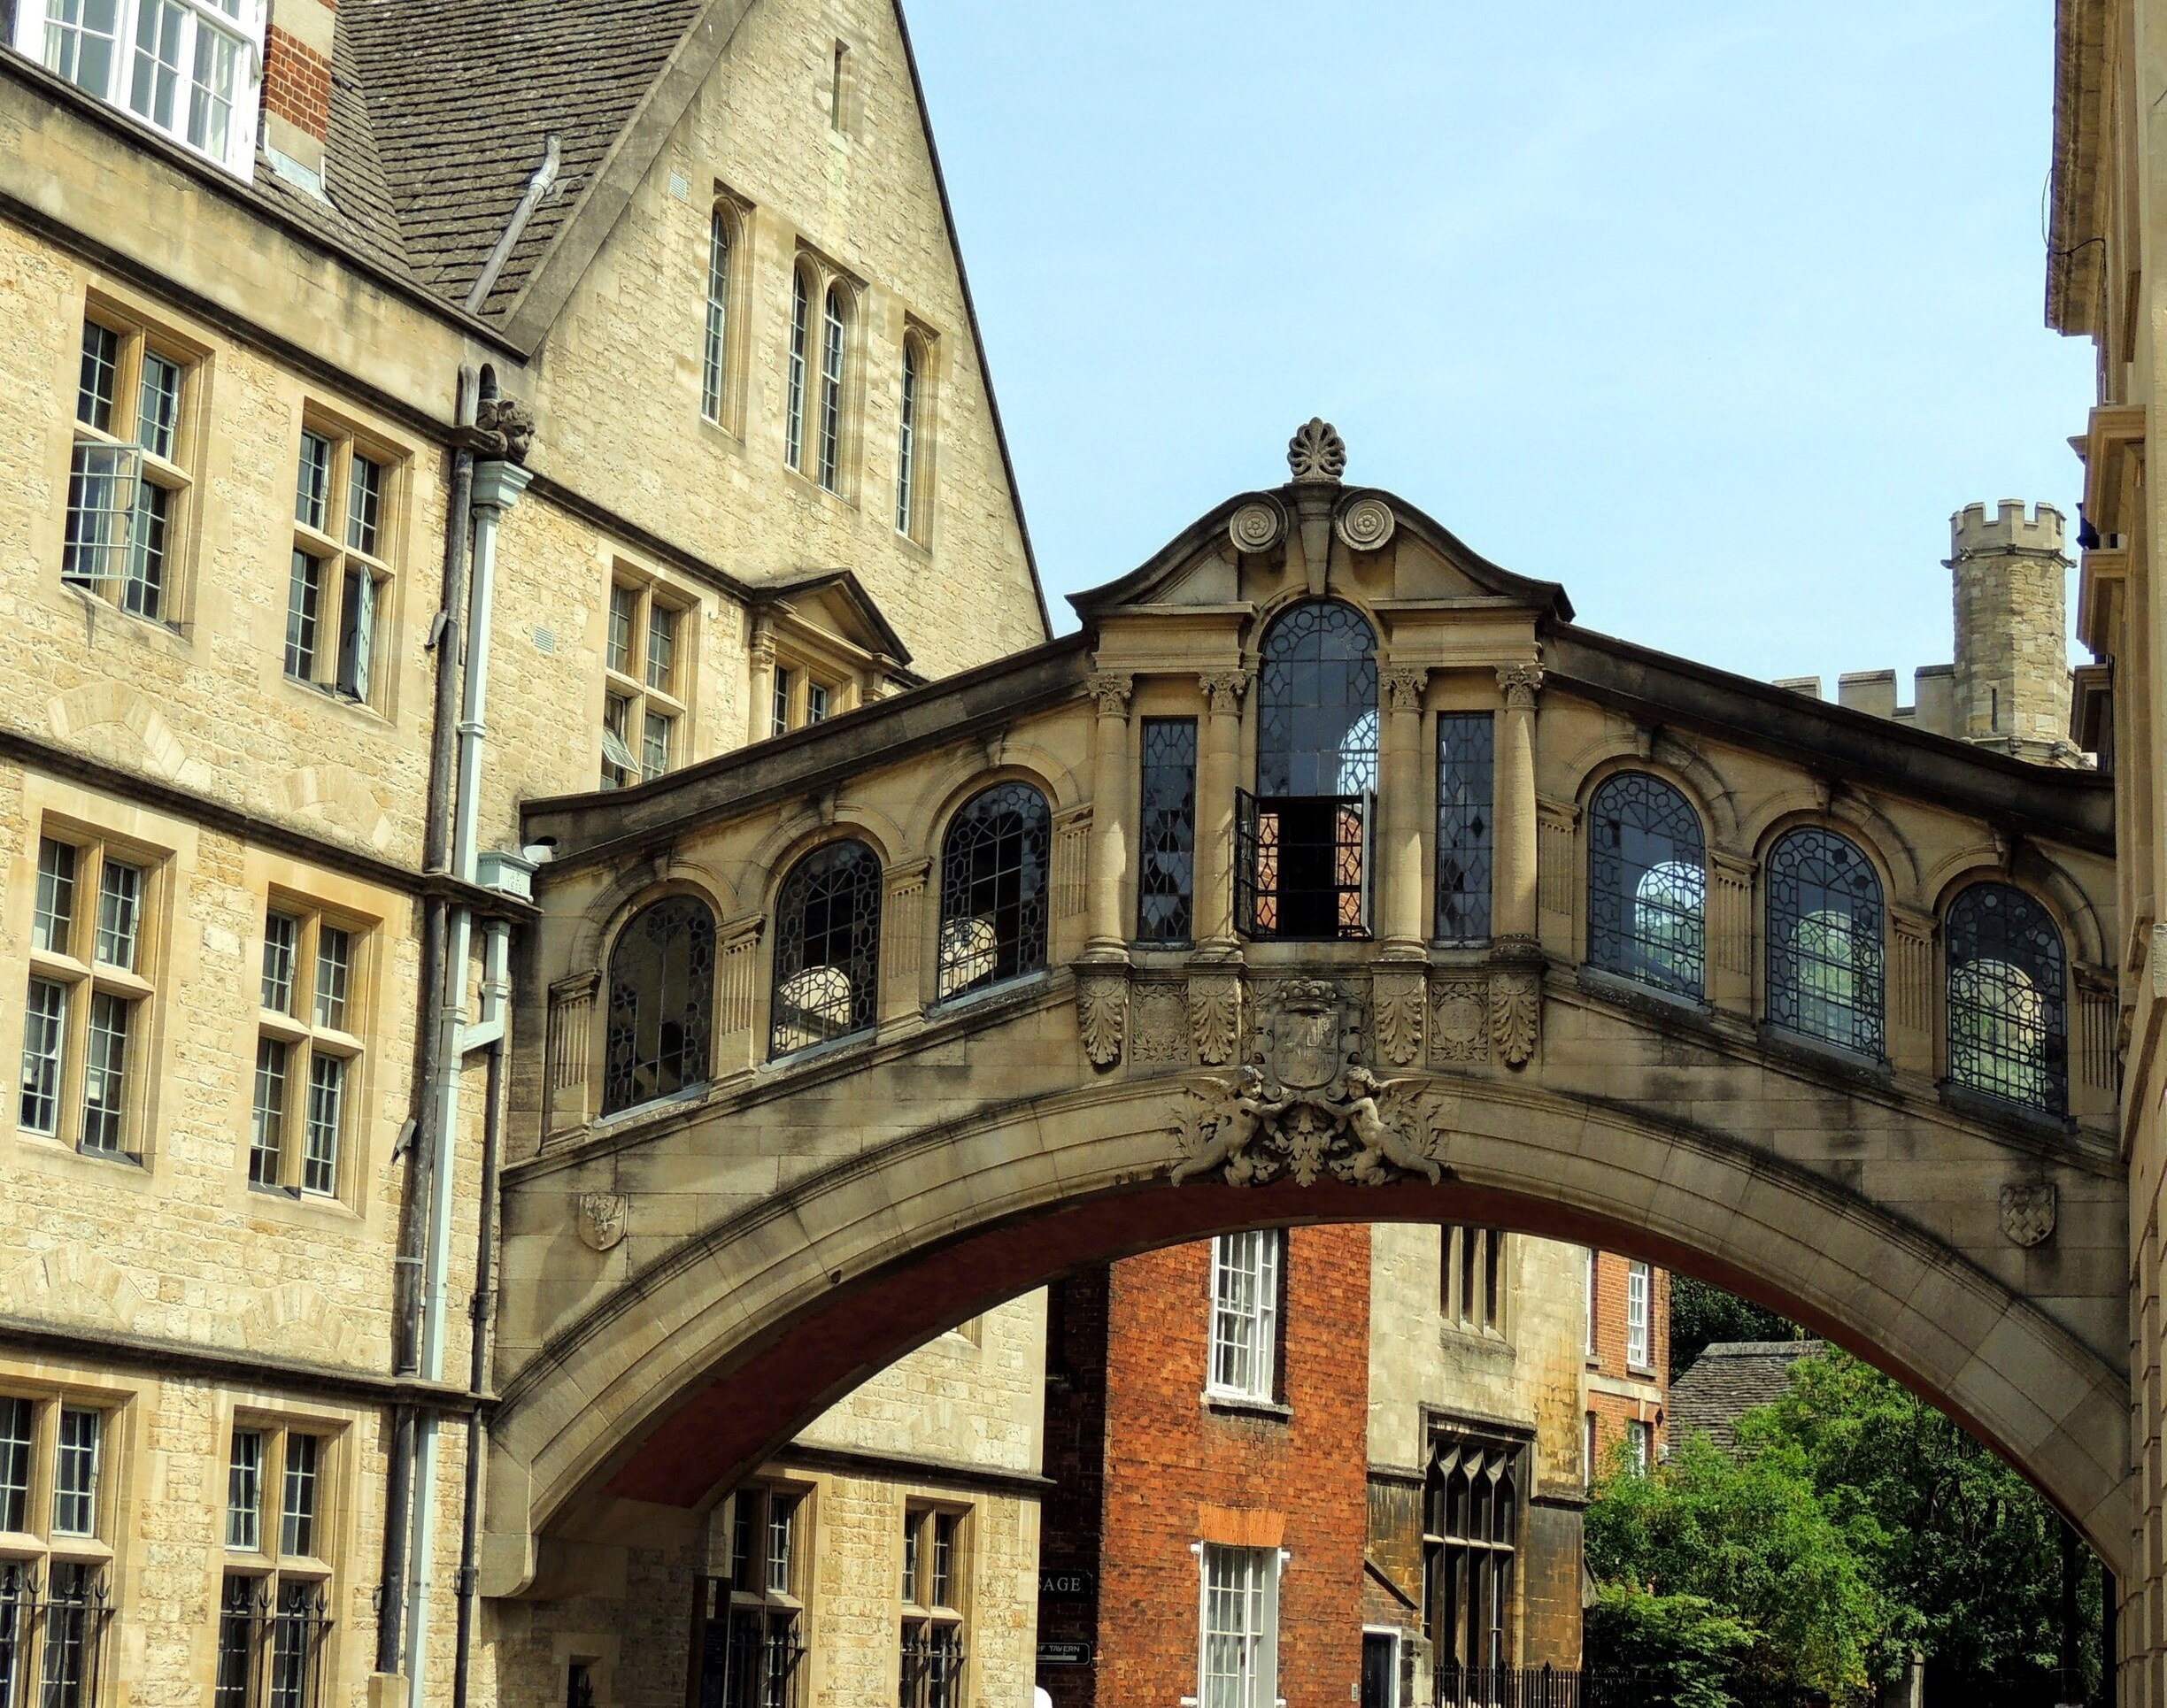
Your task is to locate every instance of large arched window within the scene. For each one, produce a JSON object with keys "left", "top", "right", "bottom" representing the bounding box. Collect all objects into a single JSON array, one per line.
[
  {"left": 785, "top": 266, "right": 812, "bottom": 471},
  {"left": 818, "top": 283, "right": 847, "bottom": 492},
  {"left": 1241, "top": 599, "right": 1377, "bottom": 940},
  {"left": 1946, "top": 883, "right": 2067, "bottom": 1113},
  {"left": 701, "top": 206, "right": 732, "bottom": 424},
  {"left": 1765, "top": 827, "right": 1885, "bottom": 1057},
  {"left": 1587, "top": 773, "right": 1706, "bottom": 998},
  {"left": 603, "top": 896, "right": 716, "bottom": 1115},
  {"left": 937, "top": 782, "right": 1051, "bottom": 1001},
  {"left": 769, "top": 840, "right": 883, "bottom": 1058}
]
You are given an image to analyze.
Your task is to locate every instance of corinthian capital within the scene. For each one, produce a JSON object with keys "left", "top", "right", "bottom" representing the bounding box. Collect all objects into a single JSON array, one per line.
[
  {"left": 1496, "top": 663, "right": 1545, "bottom": 710},
  {"left": 1087, "top": 672, "right": 1134, "bottom": 719},
  {"left": 1199, "top": 670, "right": 1252, "bottom": 715},
  {"left": 1381, "top": 666, "right": 1428, "bottom": 712}
]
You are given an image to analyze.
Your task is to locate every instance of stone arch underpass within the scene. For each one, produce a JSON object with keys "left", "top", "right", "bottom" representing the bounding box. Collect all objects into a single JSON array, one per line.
[{"left": 484, "top": 443, "right": 2125, "bottom": 1694}]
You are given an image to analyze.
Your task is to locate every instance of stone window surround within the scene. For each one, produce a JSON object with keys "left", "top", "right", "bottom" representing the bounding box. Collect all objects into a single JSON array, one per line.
[
  {"left": 898, "top": 1500, "right": 970, "bottom": 1708},
  {"left": 216, "top": 1407, "right": 345, "bottom": 1701},
  {"left": 250, "top": 890, "right": 374, "bottom": 1207},
  {"left": 893, "top": 319, "right": 940, "bottom": 550},
  {"left": 698, "top": 183, "right": 758, "bottom": 441},
  {"left": 600, "top": 565, "right": 698, "bottom": 789},
  {"left": 0, "top": 1378, "right": 128, "bottom": 1561},
  {"left": 783, "top": 244, "right": 865, "bottom": 502},
  {"left": 748, "top": 610, "right": 886, "bottom": 745},
  {"left": 19, "top": 817, "right": 169, "bottom": 1168},
  {"left": 63, "top": 295, "right": 208, "bottom": 629},
  {"left": 282, "top": 404, "right": 408, "bottom": 719},
  {"left": 1440, "top": 1225, "right": 1511, "bottom": 1345}
]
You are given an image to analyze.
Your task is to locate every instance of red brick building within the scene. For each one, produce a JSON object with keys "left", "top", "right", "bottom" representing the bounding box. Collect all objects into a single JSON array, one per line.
[{"left": 1582, "top": 1250, "right": 1670, "bottom": 1480}]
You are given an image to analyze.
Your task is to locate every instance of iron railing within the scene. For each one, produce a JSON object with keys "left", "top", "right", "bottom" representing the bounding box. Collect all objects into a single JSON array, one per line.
[
  {"left": 1434, "top": 1663, "right": 1650, "bottom": 1708},
  {"left": 0, "top": 1563, "right": 112, "bottom": 1708}
]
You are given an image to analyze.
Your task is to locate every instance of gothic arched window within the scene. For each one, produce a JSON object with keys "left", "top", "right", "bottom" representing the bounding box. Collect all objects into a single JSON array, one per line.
[
  {"left": 1765, "top": 827, "right": 1886, "bottom": 1057},
  {"left": 785, "top": 265, "right": 812, "bottom": 471},
  {"left": 769, "top": 840, "right": 883, "bottom": 1058},
  {"left": 1946, "top": 883, "right": 2067, "bottom": 1113},
  {"left": 1242, "top": 599, "right": 1377, "bottom": 940},
  {"left": 818, "top": 283, "right": 848, "bottom": 492},
  {"left": 937, "top": 782, "right": 1051, "bottom": 1001},
  {"left": 603, "top": 896, "right": 716, "bottom": 1115},
  {"left": 1587, "top": 773, "right": 1706, "bottom": 998},
  {"left": 702, "top": 206, "right": 733, "bottom": 424}
]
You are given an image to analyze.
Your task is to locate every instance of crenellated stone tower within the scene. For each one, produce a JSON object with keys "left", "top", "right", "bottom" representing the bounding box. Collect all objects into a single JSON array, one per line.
[{"left": 1947, "top": 499, "right": 2073, "bottom": 761}]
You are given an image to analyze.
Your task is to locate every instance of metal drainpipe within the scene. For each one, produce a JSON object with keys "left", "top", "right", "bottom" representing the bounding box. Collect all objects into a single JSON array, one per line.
[
  {"left": 452, "top": 919, "right": 510, "bottom": 1708},
  {"left": 378, "top": 366, "right": 477, "bottom": 1681},
  {"left": 405, "top": 450, "right": 532, "bottom": 1708}
]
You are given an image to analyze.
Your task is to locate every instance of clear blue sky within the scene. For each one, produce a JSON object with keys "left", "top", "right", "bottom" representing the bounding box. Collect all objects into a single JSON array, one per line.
[{"left": 905, "top": 0, "right": 2096, "bottom": 690}]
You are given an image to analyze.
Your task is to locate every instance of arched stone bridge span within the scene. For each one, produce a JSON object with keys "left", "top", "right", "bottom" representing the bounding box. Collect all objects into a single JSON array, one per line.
[{"left": 487, "top": 436, "right": 2122, "bottom": 1691}]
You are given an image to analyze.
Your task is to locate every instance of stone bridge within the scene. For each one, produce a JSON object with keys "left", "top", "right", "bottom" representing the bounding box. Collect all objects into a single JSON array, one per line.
[{"left": 482, "top": 433, "right": 2124, "bottom": 1692}]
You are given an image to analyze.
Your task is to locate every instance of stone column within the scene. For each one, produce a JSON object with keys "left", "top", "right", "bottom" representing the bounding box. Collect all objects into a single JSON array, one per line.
[
  {"left": 747, "top": 616, "right": 776, "bottom": 745},
  {"left": 1084, "top": 672, "right": 1134, "bottom": 958},
  {"left": 1493, "top": 665, "right": 1544, "bottom": 942},
  {"left": 1379, "top": 666, "right": 1430, "bottom": 953},
  {"left": 1195, "top": 671, "right": 1250, "bottom": 954}
]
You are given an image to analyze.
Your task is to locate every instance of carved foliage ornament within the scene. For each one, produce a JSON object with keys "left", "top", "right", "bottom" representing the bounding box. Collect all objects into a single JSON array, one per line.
[
  {"left": 1287, "top": 418, "right": 1347, "bottom": 483},
  {"left": 1381, "top": 666, "right": 1427, "bottom": 715},
  {"left": 1076, "top": 971, "right": 1127, "bottom": 1069},
  {"left": 1170, "top": 1063, "right": 1442, "bottom": 1187},
  {"left": 1496, "top": 664, "right": 1545, "bottom": 710},
  {"left": 577, "top": 1191, "right": 628, "bottom": 1252},
  {"left": 1489, "top": 965, "right": 1540, "bottom": 1067},
  {"left": 1373, "top": 971, "right": 1425, "bottom": 1067},
  {"left": 1999, "top": 1181, "right": 2056, "bottom": 1249},
  {"left": 1189, "top": 973, "right": 1243, "bottom": 1066},
  {"left": 1430, "top": 978, "right": 1487, "bottom": 1065},
  {"left": 1087, "top": 673, "right": 1134, "bottom": 719}
]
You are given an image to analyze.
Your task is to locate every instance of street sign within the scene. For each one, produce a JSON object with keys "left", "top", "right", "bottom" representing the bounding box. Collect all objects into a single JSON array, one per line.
[
  {"left": 1037, "top": 1642, "right": 1093, "bottom": 1666},
  {"left": 1038, "top": 1570, "right": 1096, "bottom": 1599}
]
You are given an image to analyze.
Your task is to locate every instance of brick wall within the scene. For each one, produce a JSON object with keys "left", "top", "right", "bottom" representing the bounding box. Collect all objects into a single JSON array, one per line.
[
  {"left": 262, "top": 27, "right": 333, "bottom": 142},
  {"left": 1585, "top": 1252, "right": 1669, "bottom": 1475}
]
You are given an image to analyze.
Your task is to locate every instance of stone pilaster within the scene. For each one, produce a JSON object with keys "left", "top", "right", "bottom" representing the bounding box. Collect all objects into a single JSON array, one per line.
[
  {"left": 1084, "top": 671, "right": 1134, "bottom": 958},
  {"left": 1195, "top": 670, "right": 1250, "bottom": 954},
  {"left": 1378, "top": 665, "right": 1429, "bottom": 953}
]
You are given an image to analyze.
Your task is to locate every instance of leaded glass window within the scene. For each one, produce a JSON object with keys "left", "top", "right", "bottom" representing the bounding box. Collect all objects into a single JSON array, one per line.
[
  {"left": 937, "top": 783, "right": 1050, "bottom": 1001},
  {"left": 1586, "top": 773, "right": 1706, "bottom": 998},
  {"left": 1257, "top": 600, "right": 1377, "bottom": 796},
  {"left": 769, "top": 841, "right": 882, "bottom": 1058},
  {"left": 1766, "top": 827, "right": 1885, "bottom": 1056},
  {"left": 604, "top": 896, "right": 717, "bottom": 1114},
  {"left": 1946, "top": 883, "right": 2067, "bottom": 1114},
  {"left": 1137, "top": 718, "right": 1197, "bottom": 943},
  {"left": 1435, "top": 714, "right": 1493, "bottom": 943}
]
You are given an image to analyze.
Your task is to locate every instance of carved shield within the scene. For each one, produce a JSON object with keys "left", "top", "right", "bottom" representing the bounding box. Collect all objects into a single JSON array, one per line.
[
  {"left": 578, "top": 1191, "right": 629, "bottom": 1252},
  {"left": 1267, "top": 981, "right": 1345, "bottom": 1089},
  {"left": 1999, "top": 1181, "right": 2056, "bottom": 1249}
]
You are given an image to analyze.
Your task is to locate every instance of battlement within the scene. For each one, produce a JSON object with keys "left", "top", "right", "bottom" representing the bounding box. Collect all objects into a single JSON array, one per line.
[{"left": 1949, "top": 500, "right": 2067, "bottom": 560}]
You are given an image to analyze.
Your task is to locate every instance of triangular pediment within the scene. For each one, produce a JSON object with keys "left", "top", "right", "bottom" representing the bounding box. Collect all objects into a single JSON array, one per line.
[{"left": 753, "top": 569, "right": 912, "bottom": 667}]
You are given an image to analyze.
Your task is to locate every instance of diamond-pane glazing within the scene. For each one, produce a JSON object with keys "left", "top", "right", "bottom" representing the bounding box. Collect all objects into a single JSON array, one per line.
[
  {"left": 1256, "top": 600, "right": 1377, "bottom": 796},
  {"left": 1435, "top": 714, "right": 1493, "bottom": 943},
  {"left": 1137, "top": 719, "right": 1197, "bottom": 943}
]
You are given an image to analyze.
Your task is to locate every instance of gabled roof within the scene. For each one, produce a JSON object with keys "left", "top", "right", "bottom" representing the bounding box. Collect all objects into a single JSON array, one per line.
[
  {"left": 752, "top": 569, "right": 915, "bottom": 669},
  {"left": 1669, "top": 1340, "right": 1822, "bottom": 1457}
]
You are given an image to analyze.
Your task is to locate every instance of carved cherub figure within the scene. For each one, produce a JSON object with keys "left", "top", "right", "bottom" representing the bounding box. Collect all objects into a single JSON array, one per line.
[
  {"left": 1171, "top": 1066, "right": 1289, "bottom": 1186},
  {"left": 1335, "top": 1063, "right": 1442, "bottom": 1185}
]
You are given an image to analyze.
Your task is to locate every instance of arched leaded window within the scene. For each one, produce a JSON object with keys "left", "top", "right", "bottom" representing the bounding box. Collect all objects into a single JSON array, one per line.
[
  {"left": 603, "top": 896, "right": 716, "bottom": 1115},
  {"left": 818, "top": 283, "right": 847, "bottom": 492},
  {"left": 937, "top": 782, "right": 1050, "bottom": 1001},
  {"left": 1946, "top": 883, "right": 2068, "bottom": 1113},
  {"left": 1241, "top": 600, "right": 1378, "bottom": 940},
  {"left": 1765, "top": 827, "right": 1886, "bottom": 1057},
  {"left": 701, "top": 207, "right": 732, "bottom": 423},
  {"left": 769, "top": 840, "right": 883, "bottom": 1058},
  {"left": 1586, "top": 773, "right": 1706, "bottom": 998},
  {"left": 785, "top": 267, "right": 812, "bottom": 470}
]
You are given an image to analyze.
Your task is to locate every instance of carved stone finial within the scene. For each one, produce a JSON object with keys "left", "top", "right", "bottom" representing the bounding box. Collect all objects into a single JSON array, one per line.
[
  {"left": 1496, "top": 664, "right": 1545, "bottom": 710},
  {"left": 1287, "top": 419, "right": 1346, "bottom": 484},
  {"left": 1087, "top": 672, "right": 1134, "bottom": 719}
]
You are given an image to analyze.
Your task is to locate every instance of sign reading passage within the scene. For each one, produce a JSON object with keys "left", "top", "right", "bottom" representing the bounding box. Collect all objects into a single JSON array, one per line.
[
  {"left": 1037, "top": 1642, "right": 1093, "bottom": 1666},
  {"left": 1039, "top": 1570, "right": 1096, "bottom": 1599}
]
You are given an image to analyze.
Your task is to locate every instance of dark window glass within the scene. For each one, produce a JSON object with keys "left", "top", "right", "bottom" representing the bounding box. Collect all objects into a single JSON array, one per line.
[
  {"left": 937, "top": 783, "right": 1050, "bottom": 1001},
  {"left": 604, "top": 896, "right": 718, "bottom": 1114},
  {"left": 77, "top": 321, "right": 120, "bottom": 431},
  {"left": 1766, "top": 827, "right": 1885, "bottom": 1057},
  {"left": 1435, "top": 714, "right": 1494, "bottom": 943},
  {"left": 1257, "top": 599, "right": 1377, "bottom": 796},
  {"left": 1425, "top": 1439, "right": 1519, "bottom": 1678},
  {"left": 1137, "top": 718, "right": 1197, "bottom": 943},
  {"left": 703, "top": 210, "right": 731, "bottom": 423},
  {"left": 786, "top": 271, "right": 811, "bottom": 470},
  {"left": 1586, "top": 773, "right": 1706, "bottom": 998},
  {"left": 1946, "top": 883, "right": 2068, "bottom": 1114},
  {"left": 770, "top": 841, "right": 882, "bottom": 1057},
  {"left": 818, "top": 286, "right": 846, "bottom": 492}
]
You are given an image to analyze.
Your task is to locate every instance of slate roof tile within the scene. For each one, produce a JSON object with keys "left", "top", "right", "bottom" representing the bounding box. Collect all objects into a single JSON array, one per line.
[{"left": 1667, "top": 1340, "right": 1822, "bottom": 1457}]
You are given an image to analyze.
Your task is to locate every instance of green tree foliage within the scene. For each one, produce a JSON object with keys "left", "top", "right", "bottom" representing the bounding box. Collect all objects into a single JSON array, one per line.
[
  {"left": 1669, "top": 1273, "right": 1795, "bottom": 1380},
  {"left": 1587, "top": 1331, "right": 2101, "bottom": 1708},
  {"left": 1585, "top": 1582, "right": 1754, "bottom": 1708}
]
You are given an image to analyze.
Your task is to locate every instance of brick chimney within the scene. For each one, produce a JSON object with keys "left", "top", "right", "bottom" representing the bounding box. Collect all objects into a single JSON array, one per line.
[
  {"left": 1947, "top": 500, "right": 2073, "bottom": 762},
  {"left": 261, "top": 0, "right": 337, "bottom": 191}
]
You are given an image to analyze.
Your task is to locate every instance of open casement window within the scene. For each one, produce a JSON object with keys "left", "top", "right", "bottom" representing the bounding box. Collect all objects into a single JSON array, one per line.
[
  {"left": 1441, "top": 1227, "right": 1507, "bottom": 1339},
  {"left": 1425, "top": 1435, "right": 1521, "bottom": 1686},
  {"left": 697, "top": 1485, "right": 807, "bottom": 1708},
  {"left": 251, "top": 901, "right": 366, "bottom": 1200},
  {"left": 1198, "top": 1543, "right": 1279, "bottom": 1708},
  {"left": 1242, "top": 599, "right": 1379, "bottom": 941},
  {"left": 1945, "top": 882, "right": 2069, "bottom": 1115},
  {"left": 20, "top": 829, "right": 160, "bottom": 1162},
  {"left": 1207, "top": 1230, "right": 1283, "bottom": 1404},
  {"left": 287, "top": 422, "right": 399, "bottom": 712},
  {"left": 768, "top": 841, "right": 881, "bottom": 1058},
  {"left": 602, "top": 896, "right": 717, "bottom": 1116},
  {"left": 936, "top": 783, "right": 1051, "bottom": 1002},
  {"left": 0, "top": 1394, "right": 118, "bottom": 1708},
  {"left": 12, "top": 0, "right": 266, "bottom": 177},
  {"left": 601, "top": 576, "right": 694, "bottom": 788},
  {"left": 62, "top": 312, "right": 197, "bottom": 623},
  {"left": 216, "top": 1419, "right": 335, "bottom": 1708},
  {"left": 898, "top": 1507, "right": 968, "bottom": 1708}
]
